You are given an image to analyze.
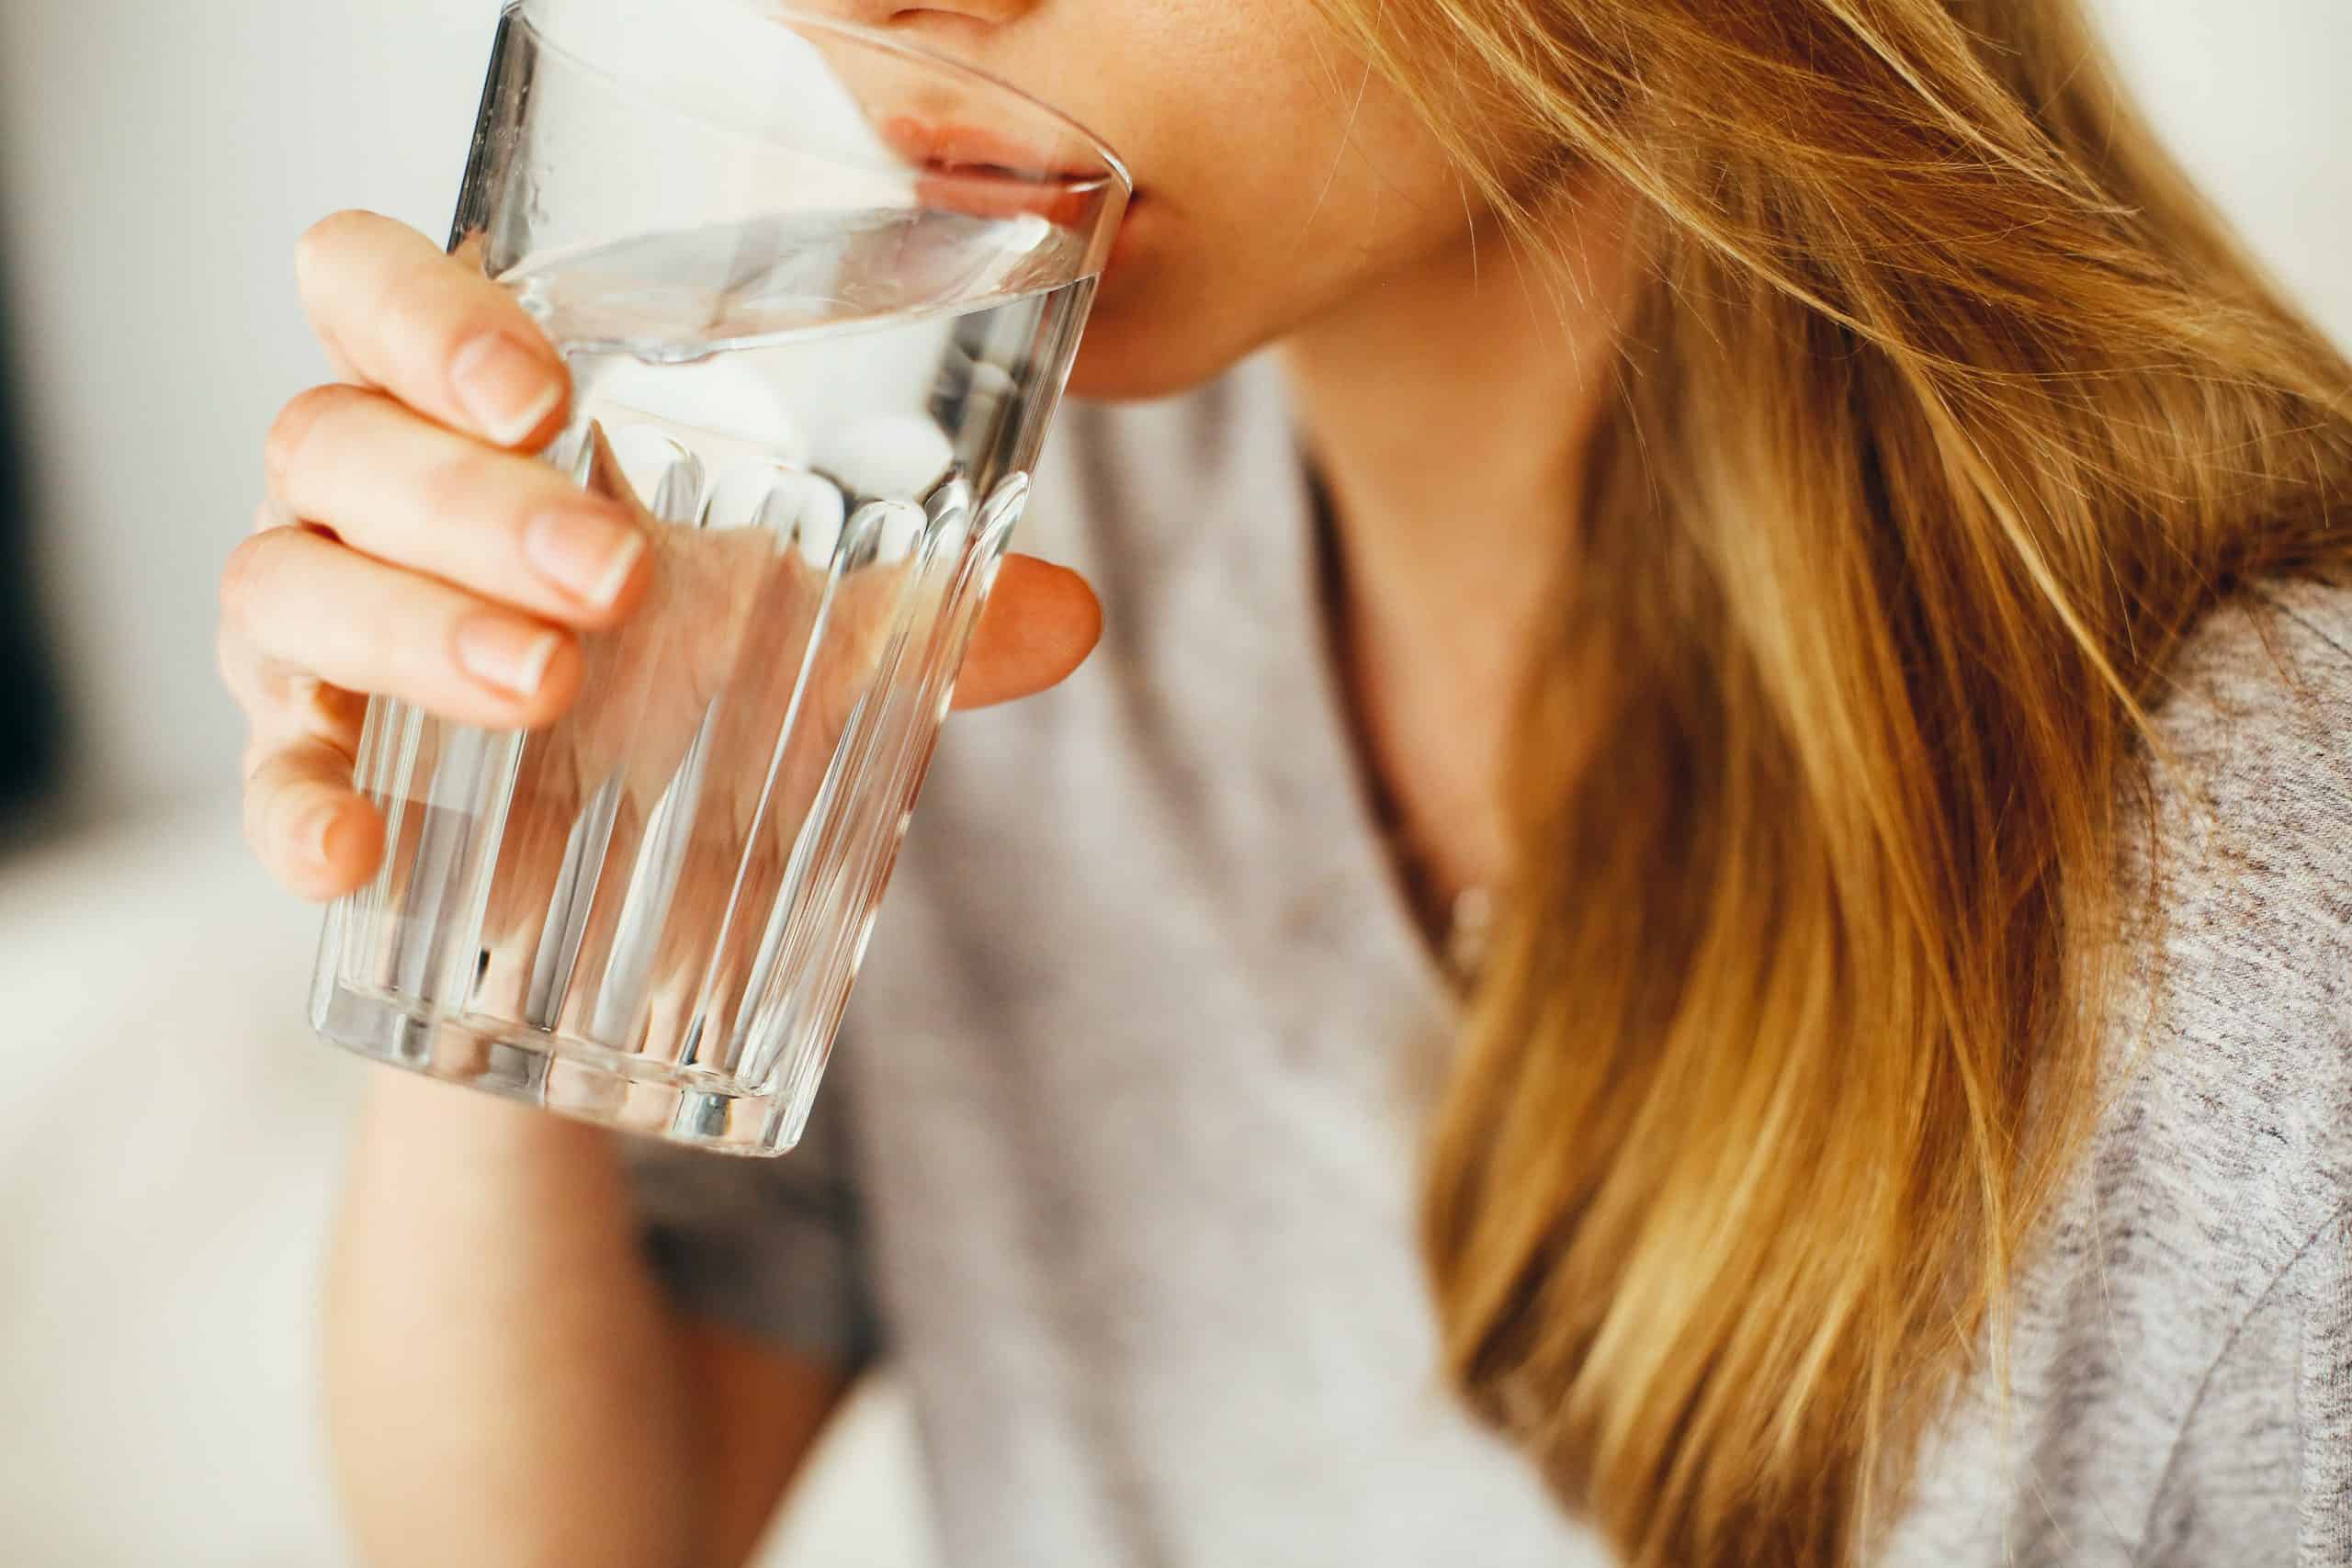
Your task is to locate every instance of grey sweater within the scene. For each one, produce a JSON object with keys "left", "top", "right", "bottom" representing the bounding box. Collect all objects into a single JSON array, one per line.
[
  {"left": 632, "top": 360, "right": 2352, "bottom": 1566},
  {"left": 1886, "top": 568, "right": 2352, "bottom": 1566}
]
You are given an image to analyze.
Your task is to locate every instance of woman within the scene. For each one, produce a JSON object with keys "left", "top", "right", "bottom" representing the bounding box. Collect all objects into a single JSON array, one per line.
[{"left": 219, "top": 0, "right": 2352, "bottom": 1562}]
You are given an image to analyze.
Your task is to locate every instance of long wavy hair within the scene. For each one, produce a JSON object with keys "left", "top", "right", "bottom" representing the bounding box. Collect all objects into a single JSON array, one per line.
[{"left": 1306, "top": 1, "right": 2352, "bottom": 1561}]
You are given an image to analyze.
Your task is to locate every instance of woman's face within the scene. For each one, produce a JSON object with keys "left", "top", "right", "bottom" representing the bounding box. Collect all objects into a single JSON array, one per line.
[{"left": 859, "top": 0, "right": 1481, "bottom": 399}]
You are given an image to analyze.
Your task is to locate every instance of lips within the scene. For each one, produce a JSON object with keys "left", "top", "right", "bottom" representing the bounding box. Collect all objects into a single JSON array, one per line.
[
  {"left": 878, "top": 116, "right": 1102, "bottom": 181},
  {"left": 879, "top": 115, "right": 1122, "bottom": 230}
]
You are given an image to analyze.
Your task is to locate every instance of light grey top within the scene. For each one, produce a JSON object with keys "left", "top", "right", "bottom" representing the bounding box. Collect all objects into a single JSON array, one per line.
[{"left": 630, "top": 358, "right": 2352, "bottom": 1567}]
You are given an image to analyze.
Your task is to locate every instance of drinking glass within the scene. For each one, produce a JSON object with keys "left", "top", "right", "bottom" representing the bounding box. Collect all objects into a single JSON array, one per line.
[{"left": 310, "top": 0, "right": 1127, "bottom": 1154}]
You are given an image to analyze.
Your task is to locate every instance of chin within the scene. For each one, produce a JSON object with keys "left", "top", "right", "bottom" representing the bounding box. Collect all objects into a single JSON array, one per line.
[
  {"left": 1059, "top": 271, "right": 1261, "bottom": 403},
  {"left": 1062, "top": 322, "right": 1228, "bottom": 402}
]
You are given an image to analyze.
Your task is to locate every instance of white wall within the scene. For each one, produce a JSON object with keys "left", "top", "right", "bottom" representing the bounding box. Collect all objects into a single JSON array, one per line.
[
  {"left": 2093, "top": 2, "right": 2352, "bottom": 323},
  {"left": 1, "top": 0, "right": 2347, "bottom": 818},
  {"left": 0, "top": 0, "right": 498, "bottom": 818}
]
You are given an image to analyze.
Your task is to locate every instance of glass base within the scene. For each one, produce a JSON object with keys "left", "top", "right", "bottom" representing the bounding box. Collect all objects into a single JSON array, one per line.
[{"left": 312, "top": 982, "right": 802, "bottom": 1156}]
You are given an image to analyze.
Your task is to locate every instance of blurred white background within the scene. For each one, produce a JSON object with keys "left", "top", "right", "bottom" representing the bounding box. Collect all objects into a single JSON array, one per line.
[{"left": 0, "top": 1, "right": 2343, "bottom": 1564}]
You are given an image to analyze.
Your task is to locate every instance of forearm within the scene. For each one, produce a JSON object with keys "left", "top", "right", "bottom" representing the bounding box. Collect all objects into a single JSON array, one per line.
[{"left": 324, "top": 1074, "right": 703, "bottom": 1568}]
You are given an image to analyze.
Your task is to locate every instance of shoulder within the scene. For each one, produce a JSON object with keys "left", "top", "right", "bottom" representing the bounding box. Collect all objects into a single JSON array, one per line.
[
  {"left": 2102, "top": 574, "right": 2352, "bottom": 1261},
  {"left": 1887, "top": 583, "right": 2352, "bottom": 1562},
  {"left": 2143, "top": 575, "right": 2352, "bottom": 848}
]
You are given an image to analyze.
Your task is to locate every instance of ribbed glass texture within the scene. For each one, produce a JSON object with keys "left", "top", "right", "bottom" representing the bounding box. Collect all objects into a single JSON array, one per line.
[{"left": 310, "top": 0, "right": 1125, "bottom": 1152}]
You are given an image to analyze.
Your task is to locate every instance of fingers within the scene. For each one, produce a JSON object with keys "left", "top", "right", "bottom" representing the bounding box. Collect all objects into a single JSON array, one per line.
[
  {"left": 266, "top": 384, "right": 648, "bottom": 626},
  {"left": 222, "top": 525, "right": 583, "bottom": 730},
  {"left": 953, "top": 555, "right": 1102, "bottom": 709},
  {"left": 220, "top": 621, "right": 368, "bottom": 758},
  {"left": 295, "top": 209, "right": 569, "bottom": 449},
  {"left": 243, "top": 737, "right": 387, "bottom": 901}
]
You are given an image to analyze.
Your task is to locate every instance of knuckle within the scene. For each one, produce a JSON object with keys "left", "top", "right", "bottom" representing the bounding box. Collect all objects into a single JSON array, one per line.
[
  {"left": 343, "top": 606, "right": 411, "bottom": 692},
  {"left": 263, "top": 383, "right": 356, "bottom": 492},
  {"left": 418, "top": 446, "right": 505, "bottom": 535},
  {"left": 239, "top": 768, "right": 280, "bottom": 856},
  {"left": 378, "top": 251, "right": 481, "bottom": 358},
  {"left": 218, "top": 530, "right": 280, "bottom": 628},
  {"left": 293, "top": 209, "right": 378, "bottom": 294},
  {"left": 215, "top": 618, "right": 254, "bottom": 700},
  {"left": 240, "top": 737, "right": 281, "bottom": 786}
]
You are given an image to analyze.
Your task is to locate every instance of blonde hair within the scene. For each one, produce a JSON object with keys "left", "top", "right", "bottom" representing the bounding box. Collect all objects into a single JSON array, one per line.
[{"left": 1306, "top": 0, "right": 2352, "bottom": 1561}]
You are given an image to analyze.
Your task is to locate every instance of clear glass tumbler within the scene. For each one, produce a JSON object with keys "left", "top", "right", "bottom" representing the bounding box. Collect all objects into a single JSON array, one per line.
[{"left": 311, "top": 0, "right": 1127, "bottom": 1154}]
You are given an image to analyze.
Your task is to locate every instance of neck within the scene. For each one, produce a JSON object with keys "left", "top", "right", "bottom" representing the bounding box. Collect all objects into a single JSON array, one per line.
[{"left": 1281, "top": 198, "right": 1634, "bottom": 902}]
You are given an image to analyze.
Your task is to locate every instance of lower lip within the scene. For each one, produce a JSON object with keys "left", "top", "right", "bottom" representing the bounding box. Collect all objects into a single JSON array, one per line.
[
  {"left": 910, "top": 165, "right": 1101, "bottom": 229},
  {"left": 883, "top": 116, "right": 1142, "bottom": 273},
  {"left": 1104, "top": 195, "right": 1146, "bottom": 276},
  {"left": 907, "top": 170, "right": 1148, "bottom": 280}
]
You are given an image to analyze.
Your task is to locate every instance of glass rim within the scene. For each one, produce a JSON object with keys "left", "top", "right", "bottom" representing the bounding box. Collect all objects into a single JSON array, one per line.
[{"left": 504, "top": 0, "right": 1133, "bottom": 204}]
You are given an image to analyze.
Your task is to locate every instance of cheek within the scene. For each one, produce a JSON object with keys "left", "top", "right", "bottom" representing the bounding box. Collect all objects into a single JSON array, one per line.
[
  {"left": 1057, "top": 31, "right": 1474, "bottom": 399},
  {"left": 1067, "top": 136, "right": 1473, "bottom": 400},
  {"left": 1062, "top": 191, "right": 1298, "bottom": 399}
]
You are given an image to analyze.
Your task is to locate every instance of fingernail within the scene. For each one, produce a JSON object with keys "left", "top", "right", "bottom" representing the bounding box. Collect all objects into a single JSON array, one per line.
[
  {"left": 301, "top": 801, "right": 345, "bottom": 867},
  {"left": 525, "top": 507, "right": 646, "bottom": 609},
  {"left": 449, "top": 333, "right": 562, "bottom": 446},
  {"left": 455, "top": 617, "right": 561, "bottom": 698}
]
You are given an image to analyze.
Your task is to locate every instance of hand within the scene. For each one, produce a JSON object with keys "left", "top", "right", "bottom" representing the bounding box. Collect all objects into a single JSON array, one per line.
[{"left": 221, "top": 209, "right": 1102, "bottom": 908}]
